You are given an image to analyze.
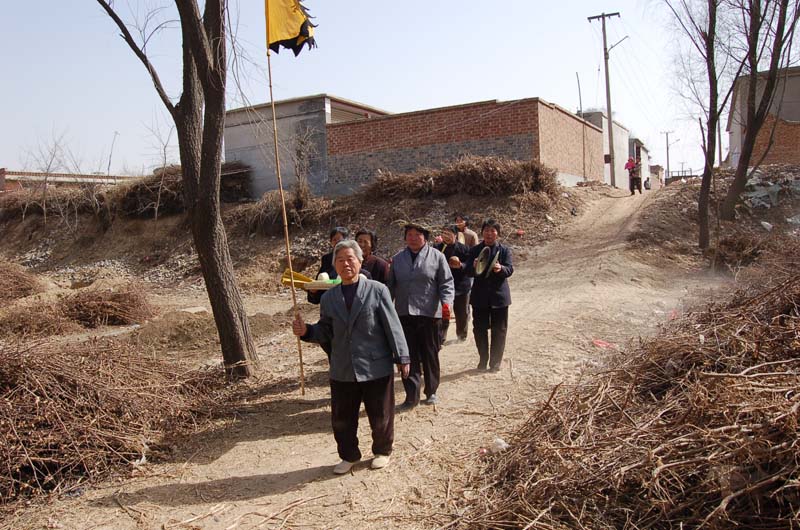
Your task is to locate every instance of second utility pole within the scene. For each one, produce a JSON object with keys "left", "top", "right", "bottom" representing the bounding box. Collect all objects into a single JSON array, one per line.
[{"left": 589, "top": 11, "right": 620, "bottom": 188}]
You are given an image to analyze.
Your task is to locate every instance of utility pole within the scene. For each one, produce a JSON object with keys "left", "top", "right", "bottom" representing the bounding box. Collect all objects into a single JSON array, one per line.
[
  {"left": 576, "top": 72, "right": 586, "bottom": 181},
  {"left": 107, "top": 130, "right": 120, "bottom": 181},
  {"left": 661, "top": 130, "right": 675, "bottom": 183},
  {"left": 589, "top": 11, "right": 620, "bottom": 188}
]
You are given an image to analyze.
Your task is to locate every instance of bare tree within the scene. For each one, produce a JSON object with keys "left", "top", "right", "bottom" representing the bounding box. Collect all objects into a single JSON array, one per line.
[
  {"left": 720, "top": 0, "right": 800, "bottom": 219},
  {"left": 97, "top": 0, "right": 257, "bottom": 378},
  {"left": 665, "top": 0, "right": 741, "bottom": 248}
]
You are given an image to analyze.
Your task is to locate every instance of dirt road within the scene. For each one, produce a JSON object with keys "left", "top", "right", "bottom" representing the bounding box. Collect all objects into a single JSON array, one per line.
[{"left": 8, "top": 188, "right": 725, "bottom": 530}]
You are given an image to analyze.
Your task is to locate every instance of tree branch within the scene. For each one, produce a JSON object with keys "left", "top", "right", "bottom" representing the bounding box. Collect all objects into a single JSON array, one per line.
[{"left": 95, "top": 0, "right": 176, "bottom": 117}]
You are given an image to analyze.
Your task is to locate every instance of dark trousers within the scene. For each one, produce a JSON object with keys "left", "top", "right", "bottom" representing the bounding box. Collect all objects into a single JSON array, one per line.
[
  {"left": 441, "top": 292, "right": 470, "bottom": 342},
  {"left": 472, "top": 306, "right": 509, "bottom": 369},
  {"left": 630, "top": 176, "right": 642, "bottom": 194},
  {"left": 329, "top": 376, "right": 395, "bottom": 462},
  {"left": 400, "top": 315, "right": 441, "bottom": 404}
]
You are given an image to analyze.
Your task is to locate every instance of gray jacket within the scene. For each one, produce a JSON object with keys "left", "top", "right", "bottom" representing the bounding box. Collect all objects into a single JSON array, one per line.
[
  {"left": 302, "top": 279, "right": 410, "bottom": 382},
  {"left": 387, "top": 245, "right": 455, "bottom": 318}
]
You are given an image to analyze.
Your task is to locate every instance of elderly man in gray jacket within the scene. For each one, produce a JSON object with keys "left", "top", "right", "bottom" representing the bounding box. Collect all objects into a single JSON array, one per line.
[
  {"left": 388, "top": 222, "right": 455, "bottom": 409},
  {"left": 293, "top": 240, "right": 410, "bottom": 475}
]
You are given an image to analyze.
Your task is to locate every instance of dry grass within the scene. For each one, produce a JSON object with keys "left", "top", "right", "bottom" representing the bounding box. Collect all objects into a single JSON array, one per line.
[
  {"left": 0, "top": 339, "right": 240, "bottom": 504},
  {"left": 0, "top": 261, "right": 44, "bottom": 303},
  {"left": 454, "top": 267, "right": 800, "bottom": 529},
  {"left": 362, "top": 155, "right": 561, "bottom": 200},
  {"left": 59, "top": 286, "right": 154, "bottom": 328}
]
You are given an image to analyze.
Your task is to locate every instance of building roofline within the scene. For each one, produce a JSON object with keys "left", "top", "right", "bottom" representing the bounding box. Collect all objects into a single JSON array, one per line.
[
  {"left": 726, "top": 65, "right": 800, "bottom": 131},
  {"left": 226, "top": 93, "right": 391, "bottom": 116}
]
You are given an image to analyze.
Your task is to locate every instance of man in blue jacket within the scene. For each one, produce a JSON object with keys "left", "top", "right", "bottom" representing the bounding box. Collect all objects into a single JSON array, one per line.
[
  {"left": 293, "top": 240, "right": 410, "bottom": 475},
  {"left": 388, "top": 222, "right": 455, "bottom": 409},
  {"left": 465, "top": 219, "right": 513, "bottom": 372}
]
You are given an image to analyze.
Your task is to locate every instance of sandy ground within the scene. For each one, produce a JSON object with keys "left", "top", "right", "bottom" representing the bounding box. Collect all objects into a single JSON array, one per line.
[{"left": 5, "top": 188, "right": 729, "bottom": 530}]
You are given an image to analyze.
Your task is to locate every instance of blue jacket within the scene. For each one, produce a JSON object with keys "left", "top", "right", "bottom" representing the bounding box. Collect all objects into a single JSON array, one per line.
[
  {"left": 465, "top": 242, "right": 513, "bottom": 308},
  {"left": 302, "top": 279, "right": 410, "bottom": 382},
  {"left": 387, "top": 245, "right": 455, "bottom": 318}
]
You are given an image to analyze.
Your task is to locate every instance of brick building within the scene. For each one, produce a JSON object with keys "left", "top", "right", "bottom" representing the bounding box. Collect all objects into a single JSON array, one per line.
[
  {"left": 727, "top": 66, "right": 800, "bottom": 167},
  {"left": 224, "top": 94, "right": 604, "bottom": 197}
]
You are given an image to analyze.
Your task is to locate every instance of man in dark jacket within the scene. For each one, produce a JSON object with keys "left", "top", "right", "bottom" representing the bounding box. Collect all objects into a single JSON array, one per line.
[
  {"left": 293, "top": 240, "right": 410, "bottom": 475},
  {"left": 465, "top": 219, "right": 513, "bottom": 372},
  {"left": 434, "top": 225, "right": 472, "bottom": 343}
]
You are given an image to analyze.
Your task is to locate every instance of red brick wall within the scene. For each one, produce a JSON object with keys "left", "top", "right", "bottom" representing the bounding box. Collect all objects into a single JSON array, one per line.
[
  {"left": 752, "top": 114, "right": 800, "bottom": 165},
  {"left": 537, "top": 102, "right": 603, "bottom": 181},
  {"left": 327, "top": 99, "right": 539, "bottom": 155}
]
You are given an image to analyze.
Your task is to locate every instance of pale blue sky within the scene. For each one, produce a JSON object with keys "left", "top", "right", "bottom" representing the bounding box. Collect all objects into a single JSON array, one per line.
[{"left": 1, "top": 1, "right": 708, "bottom": 176}]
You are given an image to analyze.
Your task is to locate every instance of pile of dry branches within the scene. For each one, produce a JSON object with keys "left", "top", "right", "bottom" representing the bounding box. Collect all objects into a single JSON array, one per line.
[
  {"left": 362, "top": 156, "right": 561, "bottom": 200},
  {"left": 114, "top": 167, "right": 185, "bottom": 218},
  {"left": 458, "top": 274, "right": 800, "bottom": 529},
  {"left": 226, "top": 186, "right": 331, "bottom": 235},
  {"left": 0, "top": 339, "right": 232, "bottom": 503},
  {"left": 59, "top": 286, "right": 154, "bottom": 328},
  {"left": 0, "top": 261, "right": 44, "bottom": 303},
  {"left": 0, "top": 304, "right": 81, "bottom": 339}
]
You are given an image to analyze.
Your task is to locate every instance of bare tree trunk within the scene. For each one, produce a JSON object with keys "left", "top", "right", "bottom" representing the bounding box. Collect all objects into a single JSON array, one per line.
[
  {"left": 98, "top": 0, "right": 257, "bottom": 378},
  {"left": 698, "top": 0, "right": 719, "bottom": 250}
]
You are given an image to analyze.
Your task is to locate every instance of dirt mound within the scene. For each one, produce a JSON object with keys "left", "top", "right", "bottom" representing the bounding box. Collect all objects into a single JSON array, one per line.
[
  {"left": 629, "top": 164, "right": 800, "bottom": 270},
  {"left": 456, "top": 272, "right": 800, "bottom": 529},
  {"left": 0, "top": 339, "right": 243, "bottom": 505},
  {"left": 130, "top": 310, "right": 219, "bottom": 352}
]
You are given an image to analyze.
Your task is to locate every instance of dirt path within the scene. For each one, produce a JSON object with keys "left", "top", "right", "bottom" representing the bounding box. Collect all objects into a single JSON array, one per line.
[{"left": 7, "top": 189, "right": 727, "bottom": 530}]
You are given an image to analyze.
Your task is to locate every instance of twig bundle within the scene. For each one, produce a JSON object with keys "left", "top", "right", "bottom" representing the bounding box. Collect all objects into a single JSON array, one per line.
[
  {"left": 0, "top": 261, "right": 44, "bottom": 303},
  {"left": 0, "top": 339, "right": 231, "bottom": 504},
  {"left": 0, "top": 304, "right": 81, "bottom": 339},
  {"left": 59, "top": 286, "right": 154, "bottom": 328},
  {"left": 458, "top": 274, "right": 800, "bottom": 529},
  {"left": 363, "top": 156, "right": 561, "bottom": 200}
]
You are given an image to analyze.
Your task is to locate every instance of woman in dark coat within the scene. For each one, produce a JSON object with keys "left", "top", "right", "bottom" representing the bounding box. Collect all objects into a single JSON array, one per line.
[
  {"left": 465, "top": 219, "right": 513, "bottom": 371},
  {"left": 434, "top": 225, "right": 472, "bottom": 343}
]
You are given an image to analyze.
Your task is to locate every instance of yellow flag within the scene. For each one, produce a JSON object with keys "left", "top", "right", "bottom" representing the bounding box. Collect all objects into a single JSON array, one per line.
[{"left": 265, "top": 0, "right": 316, "bottom": 56}]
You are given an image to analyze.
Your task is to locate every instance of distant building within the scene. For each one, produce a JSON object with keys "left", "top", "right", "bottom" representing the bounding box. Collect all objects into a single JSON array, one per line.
[
  {"left": 224, "top": 94, "right": 605, "bottom": 197},
  {"left": 580, "top": 111, "right": 631, "bottom": 189},
  {"left": 0, "top": 168, "right": 136, "bottom": 192},
  {"left": 649, "top": 164, "right": 664, "bottom": 187},
  {"left": 726, "top": 66, "right": 800, "bottom": 167}
]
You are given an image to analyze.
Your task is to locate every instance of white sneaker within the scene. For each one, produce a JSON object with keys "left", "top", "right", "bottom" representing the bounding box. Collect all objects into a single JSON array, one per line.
[
  {"left": 371, "top": 454, "right": 391, "bottom": 470},
  {"left": 333, "top": 459, "right": 358, "bottom": 475}
]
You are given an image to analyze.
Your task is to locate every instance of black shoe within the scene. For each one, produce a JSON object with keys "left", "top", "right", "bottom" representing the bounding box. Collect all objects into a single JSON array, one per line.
[
  {"left": 489, "top": 365, "right": 501, "bottom": 372},
  {"left": 457, "top": 336, "right": 467, "bottom": 342},
  {"left": 397, "top": 401, "right": 417, "bottom": 412},
  {"left": 476, "top": 363, "right": 488, "bottom": 371}
]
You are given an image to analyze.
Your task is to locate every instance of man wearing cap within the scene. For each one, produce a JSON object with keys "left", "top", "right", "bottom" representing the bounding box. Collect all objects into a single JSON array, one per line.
[
  {"left": 388, "top": 222, "right": 455, "bottom": 409},
  {"left": 465, "top": 219, "right": 513, "bottom": 372}
]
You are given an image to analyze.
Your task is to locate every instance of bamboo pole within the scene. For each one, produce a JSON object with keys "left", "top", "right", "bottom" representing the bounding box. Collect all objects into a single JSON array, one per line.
[{"left": 266, "top": 49, "right": 305, "bottom": 395}]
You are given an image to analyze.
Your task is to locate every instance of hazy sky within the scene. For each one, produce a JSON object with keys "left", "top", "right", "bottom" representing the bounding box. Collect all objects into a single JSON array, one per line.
[{"left": 1, "top": 1, "right": 709, "bottom": 176}]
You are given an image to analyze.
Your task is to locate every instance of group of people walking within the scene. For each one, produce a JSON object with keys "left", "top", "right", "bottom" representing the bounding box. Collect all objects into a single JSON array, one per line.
[{"left": 291, "top": 215, "right": 514, "bottom": 474}]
